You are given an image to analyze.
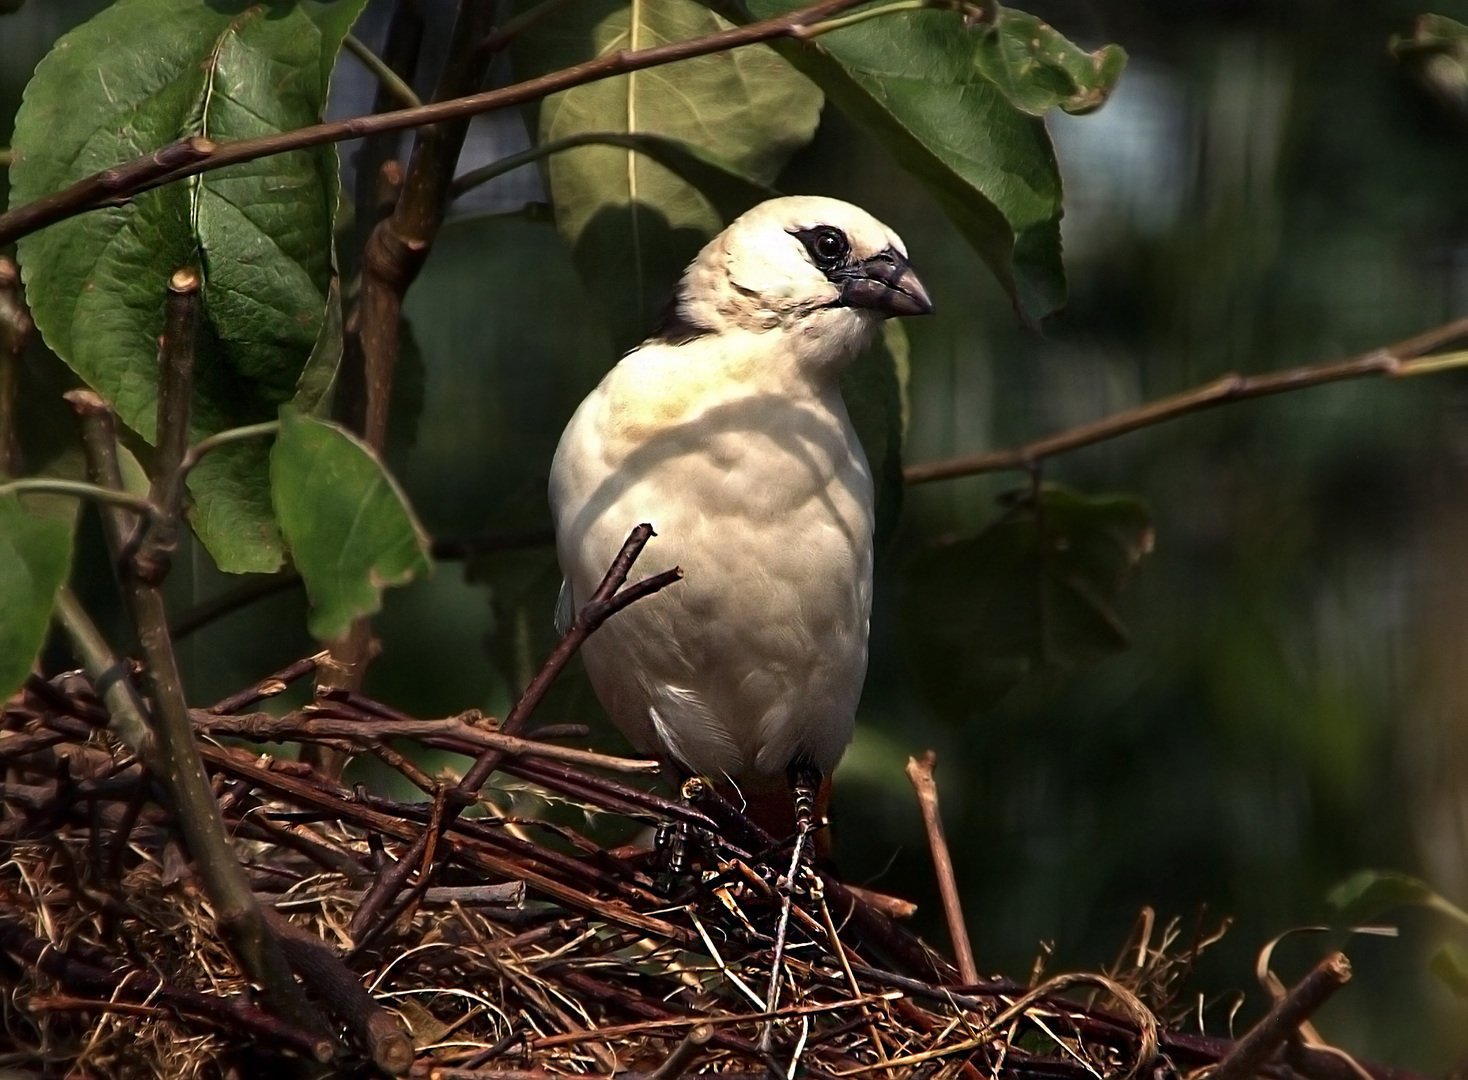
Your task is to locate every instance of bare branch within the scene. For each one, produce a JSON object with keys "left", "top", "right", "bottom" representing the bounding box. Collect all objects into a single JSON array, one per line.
[{"left": 905, "top": 316, "right": 1468, "bottom": 484}]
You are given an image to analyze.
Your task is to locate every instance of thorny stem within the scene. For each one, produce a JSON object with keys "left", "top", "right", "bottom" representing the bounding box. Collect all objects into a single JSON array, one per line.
[
  {"left": 904, "top": 316, "right": 1468, "bottom": 484},
  {"left": 0, "top": 0, "right": 883, "bottom": 248}
]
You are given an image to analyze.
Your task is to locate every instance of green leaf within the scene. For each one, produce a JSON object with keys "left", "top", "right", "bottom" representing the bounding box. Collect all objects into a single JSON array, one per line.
[
  {"left": 270, "top": 409, "right": 431, "bottom": 642},
  {"left": 0, "top": 495, "right": 75, "bottom": 701},
  {"left": 1328, "top": 869, "right": 1468, "bottom": 927},
  {"left": 902, "top": 486, "right": 1153, "bottom": 712},
  {"left": 972, "top": 8, "right": 1126, "bottom": 116},
  {"left": 1390, "top": 15, "right": 1468, "bottom": 117},
  {"left": 745, "top": 1, "right": 1073, "bottom": 320},
  {"left": 842, "top": 320, "right": 909, "bottom": 548},
  {"left": 1430, "top": 942, "right": 1468, "bottom": 1000},
  {"left": 512, "top": 0, "right": 823, "bottom": 349},
  {"left": 10, "top": 0, "right": 367, "bottom": 574}
]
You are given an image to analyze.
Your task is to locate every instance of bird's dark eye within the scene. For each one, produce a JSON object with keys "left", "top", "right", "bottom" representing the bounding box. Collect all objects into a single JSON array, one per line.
[{"left": 793, "top": 226, "right": 851, "bottom": 272}]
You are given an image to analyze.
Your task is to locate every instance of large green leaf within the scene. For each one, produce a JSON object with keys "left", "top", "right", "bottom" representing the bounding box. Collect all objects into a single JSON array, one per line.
[
  {"left": 9, "top": 0, "right": 366, "bottom": 573},
  {"left": 744, "top": 1, "right": 1078, "bottom": 320},
  {"left": 512, "top": 0, "right": 823, "bottom": 349},
  {"left": 270, "top": 410, "right": 431, "bottom": 642},
  {"left": 902, "top": 486, "right": 1154, "bottom": 712},
  {"left": 0, "top": 494, "right": 75, "bottom": 701}
]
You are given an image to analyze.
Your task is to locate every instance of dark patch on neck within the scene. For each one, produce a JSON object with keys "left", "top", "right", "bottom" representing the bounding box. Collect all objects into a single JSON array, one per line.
[{"left": 647, "top": 295, "right": 713, "bottom": 346}]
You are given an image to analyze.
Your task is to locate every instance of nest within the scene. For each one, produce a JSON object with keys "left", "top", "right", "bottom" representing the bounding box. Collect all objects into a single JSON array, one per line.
[{"left": 0, "top": 659, "right": 1393, "bottom": 1080}]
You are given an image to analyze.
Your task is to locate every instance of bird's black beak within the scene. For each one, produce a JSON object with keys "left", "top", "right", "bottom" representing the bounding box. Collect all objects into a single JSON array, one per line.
[{"left": 836, "top": 248, "right": 934, "bottom": 318}]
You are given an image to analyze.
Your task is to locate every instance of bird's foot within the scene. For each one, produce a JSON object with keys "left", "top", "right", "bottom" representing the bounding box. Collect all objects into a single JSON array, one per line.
[{"left": 652, "top": 777, "right": 718, "bottom": 893}]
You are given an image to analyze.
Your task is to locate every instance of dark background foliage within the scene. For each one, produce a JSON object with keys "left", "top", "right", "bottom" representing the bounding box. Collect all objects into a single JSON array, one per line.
[{"left": 5, "top": 0, "right": 1468, "bottom": 1066}]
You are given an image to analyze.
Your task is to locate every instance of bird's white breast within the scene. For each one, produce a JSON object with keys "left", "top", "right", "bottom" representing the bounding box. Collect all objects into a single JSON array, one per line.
[{"left": 549, "top": 332, "right": 874, "bottom": 783}]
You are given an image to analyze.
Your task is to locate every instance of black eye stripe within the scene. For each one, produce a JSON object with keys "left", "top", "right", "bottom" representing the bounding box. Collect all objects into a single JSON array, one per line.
[{"left": 791, "top": 226, "right": 852, "bottom": 273}]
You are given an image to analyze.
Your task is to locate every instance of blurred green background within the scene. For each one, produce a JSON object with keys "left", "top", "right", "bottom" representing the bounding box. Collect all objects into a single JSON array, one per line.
[{"left": 6, "top": 0, "right": 1468, "bottom": 1068}]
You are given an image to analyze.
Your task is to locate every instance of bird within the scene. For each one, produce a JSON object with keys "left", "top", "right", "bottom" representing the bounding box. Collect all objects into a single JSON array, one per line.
[{"left": 548, "top": 195, "right": 932, "bottom": 849}]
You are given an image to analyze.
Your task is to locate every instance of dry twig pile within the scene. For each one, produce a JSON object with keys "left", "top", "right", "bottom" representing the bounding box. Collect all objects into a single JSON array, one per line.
[{"left": 0, "top": 660, "right": 1406, "bottom": 1079}]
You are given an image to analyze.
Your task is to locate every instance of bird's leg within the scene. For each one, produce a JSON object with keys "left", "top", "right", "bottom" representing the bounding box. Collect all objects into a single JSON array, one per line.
[
  {"left": 654, "top": 775, "right": 715, "bottom": 893},
  {"left": 761, "top": 758, "right": 823, "bottom": 1053}
]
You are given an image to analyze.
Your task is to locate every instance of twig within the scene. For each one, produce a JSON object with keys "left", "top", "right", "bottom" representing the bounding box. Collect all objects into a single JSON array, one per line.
[
  {"left": 168, "top": 571, "right": 303, "bottom": 641},
  {"left": 342, "top": 33, "right": 423, "bottom": 109},
  {"left": 905, "top": 751, "right": 978, "bottom": 984},
  {"left": 192, "top": 707, "right": 661, "bottom": 775},
  {"left": 0, "top": 0, "right": 878, "bottom": 247},
  {"left": 207, "top": 653, "right": 324, "bottom": 715},
  {"left": 132, "top": 266, "right": 199, "bottom": 584},
  {"left": 0, "top": 917, "right": 334, "bottom": 1063},
  {"left": 649, "top": 1023, "right": 714, "bottom": 1080},
  {"left": 904, "top": 316, "right": 1468, "bottom": 484},
  {"left": 1210, "top": 952, "right": 1352, "bottom": 1080},
  {"left": 345, "top": 524, "right": 680, "bottom": 945},
  {"left": 64, "top": 388, "right": 325, "bottom": 1032},
  {"left": 266, "top": 909, "right": 414, "bottom": 1076}
]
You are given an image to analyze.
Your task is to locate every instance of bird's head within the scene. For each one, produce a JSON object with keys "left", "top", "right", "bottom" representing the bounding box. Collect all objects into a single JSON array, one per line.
[{"left": 660, "top": 196, "right": 933, "bottom": 370}]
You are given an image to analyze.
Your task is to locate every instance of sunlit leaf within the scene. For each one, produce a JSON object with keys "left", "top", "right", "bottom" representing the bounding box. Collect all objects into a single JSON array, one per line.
[
  {"left": 10, "top": 0, "right": 366, "bottom": 573},
  {"left": 972, "top": 7, "right": 1126, "bottom": 116},
  {"left": 512, "top": 0, "right": 822, "bottom": 349},
  {"left": 0, "top": 495, "right": 74, "bottom": 700},
  {"left": 902, "top": 485, "right": 1154, "bottom": 712},
  {"left": 270, "top": 410, "right": 431, "bottom": 642},
  {"left": 745, "top": 2, "right": 1079, "bottom": 320}
]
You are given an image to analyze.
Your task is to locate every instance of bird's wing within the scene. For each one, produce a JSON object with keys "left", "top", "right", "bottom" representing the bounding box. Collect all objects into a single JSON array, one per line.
[{"left": 553, "top": 577, "right": 574, "bottom": 637}]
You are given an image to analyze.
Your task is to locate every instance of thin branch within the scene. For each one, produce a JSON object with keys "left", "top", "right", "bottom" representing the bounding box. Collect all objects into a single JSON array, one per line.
[
  {"left": 0, "top": 477, "right": 157, "bottom": 517},
  {"left": 132, "top": 266, "right": 200, "bottom": 584},
  {"left": 1211, "top": 953, "right": 1352, "bottom": 1080},
  {"left": 168, "top": 570, "right": 303, "bottom": 642},
  {"left": 0, "top": 0, "right": 879, "bottom": 248},
  {"left": 904, "top": 316, "right": 1468, "bottom": 484},
  {"left": 905, "top": 751, "right": 978, "bottom": 985},
  {"left": 342, "top": 33, "right": 423, "bottom": 109},
  {"left": 50, "top": 586, "right": 155, "bottom": 761},
  {"left": 64, "top": 387, "right": 326, "bottom": 1032},
  {"left": 176, "top": 420, "right": 280, "bottom": 480},
  {"left": 344, "top": 523, "right": 681, "bottom": 945}
]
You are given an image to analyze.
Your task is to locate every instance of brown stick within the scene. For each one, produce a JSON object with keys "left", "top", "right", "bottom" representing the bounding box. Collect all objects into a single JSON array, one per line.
[
  {"left": 0, "top": 917, "right": 334, "bottom": 1063},
  {"left": 65, "top": 388, "right": 326, "bottom": 1032},
  {"left": 0, "top": 0, "right": 875, "bottom": 248},
  {"left": 1210, "top": 952, "right": 1353, "bottom": 1080},
  {"left": 904, "top": 316, "right": 1468, "bottom": 484},
  {"left": 648, "top": 1022, "right": 715, "bottom": 1080},
  {"left": 265, "top": 909, "right": 414, "bottom": 1076},
  {"left": 904, "top": 752, "right": 978, "bottom": 984},
  {"left": 345, "top": 524, "right": 680, "bottom": 944}
]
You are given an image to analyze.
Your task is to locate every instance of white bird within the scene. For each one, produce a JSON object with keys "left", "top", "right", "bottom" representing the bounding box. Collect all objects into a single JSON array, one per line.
[{"left": 549, "top": 195, "right": 932, "bottom": 839}]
